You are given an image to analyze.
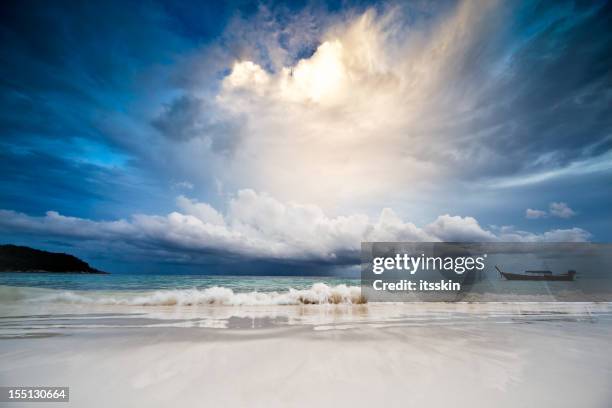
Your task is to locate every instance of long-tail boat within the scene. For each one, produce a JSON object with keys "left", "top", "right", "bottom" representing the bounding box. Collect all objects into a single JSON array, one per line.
[{"left": 495, "top": 265, "right": 576, "bottom": 281}]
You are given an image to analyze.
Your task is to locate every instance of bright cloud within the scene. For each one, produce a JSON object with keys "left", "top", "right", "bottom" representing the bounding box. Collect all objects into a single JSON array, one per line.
[
  {"left": 526, "top": 209, "right": 547, "bottom": 219},
  {"left": 152, "top": 0, "right": 609, "bottom": 217},
  {"left": 549, "top": 202, "right": 576, "bottom": 219},
  {"left": 169, "top": 2, "right": 507, "bottom": 209},
  {"left": 0, "top": 190, "right": 590, "bottom": 264},
  {"left": 136, "top": 0, "right": 612, "bottom": 239},
  {"left": 526, "top": 202, "right": 577, "bottom": 219}
]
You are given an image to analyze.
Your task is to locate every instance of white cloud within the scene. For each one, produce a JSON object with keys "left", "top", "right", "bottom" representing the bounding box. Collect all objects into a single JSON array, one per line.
[
  {"left": 0, "top": 190, "right": 591, "bottom": 263},
  {"left": 176, "top": 195, "right": 225, "bottom": 226},
  {"left": 525, "top": 208, "right": 547, "bottom": 219},
  {"left": 525, "top": 202, "right": 576, "bottom": 219},
  {"left": 537, "top": 228, "right": 589, "bottom": 242},
  {"left": 425, "top": 215, "right": 497, "bottom": 242},
  {"left": 549, "top": 202, "right": 576, "bottom": 219},
  {"left": 492, "top": 225, "right": 591, "bottom": 243},
  {"left": 225, "top": 61, "right": 270, "bottom": 90},
  {"left": 144, "top": 1, "right": 611, "bottom": 222},
  {"left": 178, "top": 1, "right": 509, "bottom": 210}
]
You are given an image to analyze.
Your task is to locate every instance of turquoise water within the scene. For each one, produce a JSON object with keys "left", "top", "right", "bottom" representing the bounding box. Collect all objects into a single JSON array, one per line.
[
  {"left": 2, "top": 272, "right": 608, "bottom": 304},
  {"left": 0, "top": 273, "right": 360, "bottom": 292}
]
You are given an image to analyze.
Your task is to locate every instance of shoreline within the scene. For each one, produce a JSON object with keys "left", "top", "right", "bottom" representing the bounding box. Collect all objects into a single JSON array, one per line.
[
  {"left": 2, "top": 285, "right": 611, "bottom": 407},
  {"left": 2, "top": 304, "right": 611, "bottom": 408}
]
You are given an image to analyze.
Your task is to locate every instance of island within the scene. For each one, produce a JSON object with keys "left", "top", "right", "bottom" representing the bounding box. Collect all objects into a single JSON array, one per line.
[{"left": 0, "top": 244, "right": 107, "bottom": 274}]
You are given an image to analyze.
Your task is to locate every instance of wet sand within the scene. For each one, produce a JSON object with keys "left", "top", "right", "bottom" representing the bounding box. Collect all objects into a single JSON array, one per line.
[{"left": 1, "top": 303, "right": 611, "bottom": 407}]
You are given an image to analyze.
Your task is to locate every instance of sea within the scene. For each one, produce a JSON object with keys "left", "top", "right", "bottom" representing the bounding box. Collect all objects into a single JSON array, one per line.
[
  {"left": 1, "top": 269, "right": 611, "bottom": 306},
  {"left": 0, "top": 273, "right": 363, "bottom": 306}
]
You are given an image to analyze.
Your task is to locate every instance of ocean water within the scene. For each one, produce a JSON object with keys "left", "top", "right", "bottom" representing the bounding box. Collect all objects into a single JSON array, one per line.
[
  {"left": 0, "top": 273, "right": 359, "bottom": 292},
  {"left": 0, "top": 273, "right": 363, "bottom": 306},
  {"left": 1, "top": 271, "right": 611, "bottom": 306}
]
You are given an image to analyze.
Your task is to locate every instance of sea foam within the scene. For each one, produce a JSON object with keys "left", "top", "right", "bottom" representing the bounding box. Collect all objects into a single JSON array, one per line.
[{"left": 17, "top": 283, "right": 366, "bottom": 306}]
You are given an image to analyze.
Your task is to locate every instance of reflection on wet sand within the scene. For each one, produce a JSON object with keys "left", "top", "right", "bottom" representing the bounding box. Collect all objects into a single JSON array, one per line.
[{"left": 1, "top": 302, "right": 610, "bottom": 337}]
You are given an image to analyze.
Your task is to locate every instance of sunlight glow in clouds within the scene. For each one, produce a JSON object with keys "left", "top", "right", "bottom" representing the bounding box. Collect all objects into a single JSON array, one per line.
[
  {"left": 210, "top": 3, "right": 497, "bottom": 207},
  {"left": 173, "top": 0, "right": 608, "bottom": 216},
  {"left": 151, "top": 0, "right": 610, "bottom": 220}
]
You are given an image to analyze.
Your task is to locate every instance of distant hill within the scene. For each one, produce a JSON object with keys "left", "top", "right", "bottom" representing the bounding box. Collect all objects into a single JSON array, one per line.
[{"left": 0, "top": 244, "right": 107, "bottom": 274}]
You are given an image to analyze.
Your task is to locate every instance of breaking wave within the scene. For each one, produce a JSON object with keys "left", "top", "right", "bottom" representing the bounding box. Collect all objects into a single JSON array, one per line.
[{"left": 4, "top": 283, "right": 366, "bottom": 306}]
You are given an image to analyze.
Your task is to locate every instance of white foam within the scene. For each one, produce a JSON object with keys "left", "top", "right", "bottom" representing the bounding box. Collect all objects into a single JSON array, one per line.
[{"left": 21, "top": 283, "right": 366, "bottom": 306}]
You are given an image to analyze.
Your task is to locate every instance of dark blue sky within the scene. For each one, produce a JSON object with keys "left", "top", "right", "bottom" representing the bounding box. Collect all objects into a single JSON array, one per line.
[{"left": 0, "top": 0, "right": 611, "bottom": 274}]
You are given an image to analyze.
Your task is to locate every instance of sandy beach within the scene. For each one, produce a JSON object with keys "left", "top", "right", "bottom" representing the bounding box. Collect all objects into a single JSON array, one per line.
[{"left": 1, "top": 299, "right": 611, "bottom": 407}]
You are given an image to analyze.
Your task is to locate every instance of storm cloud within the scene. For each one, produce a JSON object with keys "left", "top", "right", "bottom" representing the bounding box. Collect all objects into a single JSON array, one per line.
[
  {"left": 0, "top": 190, "right": 591, "bottom": 267},
  {"left": 0, "top": 0, "right": 610, "bottom": 271}
]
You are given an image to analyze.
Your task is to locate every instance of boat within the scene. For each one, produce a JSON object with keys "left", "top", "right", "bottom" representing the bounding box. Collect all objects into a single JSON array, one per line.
[{"left": 495, "top": 266, "right": 576, "bottom": 281}]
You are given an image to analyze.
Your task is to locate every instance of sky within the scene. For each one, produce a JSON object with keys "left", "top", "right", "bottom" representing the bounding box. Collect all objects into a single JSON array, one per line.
[{"left": 0, "top": 0, "right": 611, "bottom": 274}]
